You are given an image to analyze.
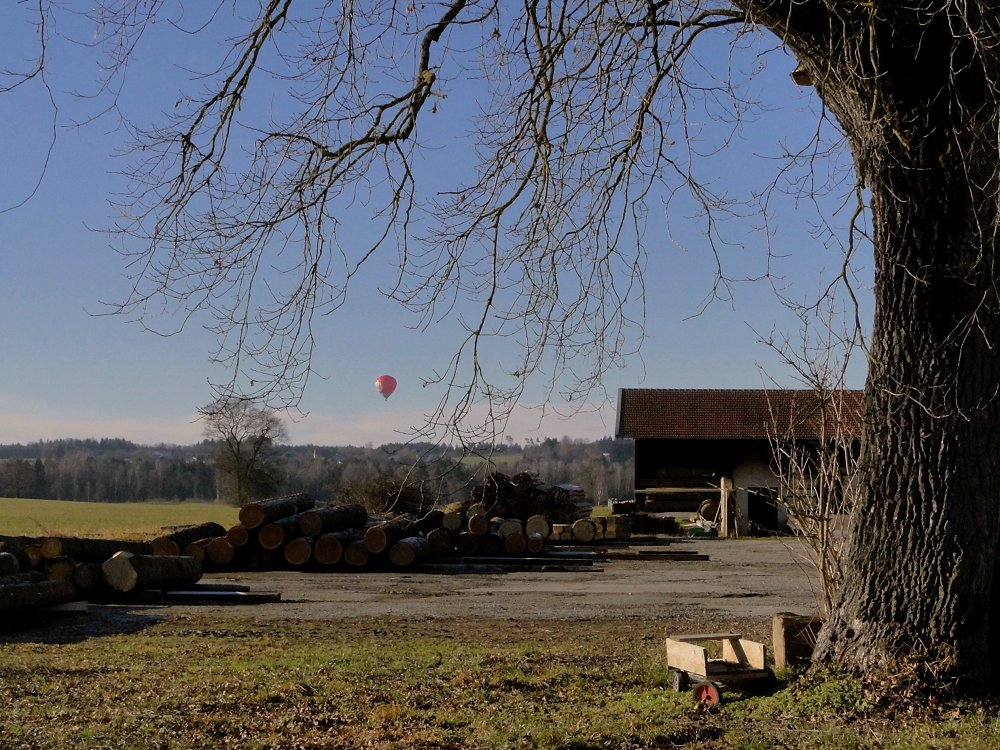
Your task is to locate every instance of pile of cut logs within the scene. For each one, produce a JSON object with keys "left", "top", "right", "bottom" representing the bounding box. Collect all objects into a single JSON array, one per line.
[
  {"left": 549, "top": 515, "right": 632, "bottom": 543},
  {"left": 0, "top": 490, "right": 637, "bottom": 615},
  {"left": 0, "top": 533, "right": 204, "bottom": 614},
  {"left": 158, "top": 492, "right": 629, "bottom": 573},
  {"left": 469, "top": 472, "right": 591, "bottom": 524}
]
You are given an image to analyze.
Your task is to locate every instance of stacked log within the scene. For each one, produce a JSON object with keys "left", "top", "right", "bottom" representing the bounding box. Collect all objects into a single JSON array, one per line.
[
  {"left": 152, "top": 498, "right": 568, "bottom": 570},
  {"left": 205, "top": 538, "right": 237, "bottom": 566},
  {"left": 239, "top": 493, "right": 316, "bottom": 529},
  {"left": 315, "top": 529, "right": 364, "bottom": 566},
  {"left": 364, "top": 515, "right": 416, "bottom": 554},
  {"left": 258, "top": 515, "right": 304, "bottom": 551},
  {"left": 72, "top": 562, "right": 103, "bottom": 593},
  {"left": 343, "top": 541, "right": 369, "bottom": 567},
  {"left": 469, "top": 472, "right": 592, "bottom": 524},
  {"left": 0, "top": 577, "right": 77, "bottom": 613},
  {"left": 298, "top": 503, "right": 368, "bottom": 537},
  {"left": 0, "top": 552, "right": 19, "bottom": 576},
  {"left": 426, "top": 527, "right": 457, "bottom": 555},
  {"left": 40, "top": 536, "right": 152, "bottom": 562},
  {"left": 0, "top": 532, "right": 213, "bottom": 613},
  {"left": 45, "top": 558, "right": 77, "bottom": 581},
  {"left": 0, "top": 535, "right": 44, "bottom": 571},
  {"left": 283, "top": 537, "right": 314, "bottom": 566},
  {"left": 101, "top": 551, "right": 202, "bottom": 594},
  {"left": 440, "top": 506, "right": 463, "bottom": 531},
  {"left": 152, "top": 523, "right": 227, "bottom": 556},
  {"left": 389, "top": 537, "right": 431, "bottom": 567},
  {"left": 548, "top": 515, "right": 632, "bottom": 542},
  {"left": 227, "top": 524, "right": 250, "bottom": 548}
]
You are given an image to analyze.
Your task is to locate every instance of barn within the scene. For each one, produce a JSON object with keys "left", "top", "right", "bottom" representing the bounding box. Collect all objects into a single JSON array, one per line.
[{"left": 614, "top": 388, "right": 863, "bottom": 536}]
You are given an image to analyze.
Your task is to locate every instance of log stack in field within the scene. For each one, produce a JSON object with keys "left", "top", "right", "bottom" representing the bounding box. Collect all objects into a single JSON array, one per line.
[
  {"left": 140, "top": 494, "right": 626, "bottom": 573},
  {"left": 1, "top": 479, "right": 686, "bottom": 616},
  {"left": 0, "top": 525, "right": 225, "bottom": 621},
  {"left": 0, "top": 533, "right": 210, "bottom": 615}
]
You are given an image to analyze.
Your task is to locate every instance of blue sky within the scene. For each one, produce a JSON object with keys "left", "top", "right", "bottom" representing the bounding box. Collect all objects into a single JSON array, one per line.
[{"left": 0, "top": 4, "right": 870, "bottom": 447}]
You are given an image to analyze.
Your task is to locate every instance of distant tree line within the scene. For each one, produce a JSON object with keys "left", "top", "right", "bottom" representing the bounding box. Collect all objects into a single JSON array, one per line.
[{"left": 0, "top": 436, "right": 634, "bottom": 506}]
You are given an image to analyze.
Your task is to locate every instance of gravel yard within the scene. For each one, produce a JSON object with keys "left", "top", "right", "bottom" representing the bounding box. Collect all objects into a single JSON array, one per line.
[{"left": 124, "top": 538, "right": 821, "bottom": 625}]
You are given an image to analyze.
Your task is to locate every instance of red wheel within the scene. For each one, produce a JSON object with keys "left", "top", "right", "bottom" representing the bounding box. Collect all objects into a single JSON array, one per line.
[{"left": 692, "top": 681, "right": 722, "bottom": 706}]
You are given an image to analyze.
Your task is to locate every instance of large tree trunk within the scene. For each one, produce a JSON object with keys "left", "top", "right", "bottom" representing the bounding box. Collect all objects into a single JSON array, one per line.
[
  {"left": 814, "top": 127, "right": 1000, "bottom": 685},
  {"left": 745, "top": 2, "right": 1000, "bottom": 687}
]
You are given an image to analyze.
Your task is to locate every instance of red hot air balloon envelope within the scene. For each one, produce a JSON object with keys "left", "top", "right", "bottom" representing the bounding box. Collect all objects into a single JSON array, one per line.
[{"left": 375, "top": 375, "right": 397, "bottom": 400}]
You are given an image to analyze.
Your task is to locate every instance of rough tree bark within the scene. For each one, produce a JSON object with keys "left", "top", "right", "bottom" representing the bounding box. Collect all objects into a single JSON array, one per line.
[{"left": 744, "top": 1, "right": 1000, "bottom": 685}]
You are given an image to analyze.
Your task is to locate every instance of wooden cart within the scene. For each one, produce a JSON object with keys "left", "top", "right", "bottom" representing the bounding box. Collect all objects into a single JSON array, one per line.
[{"left": 665, "top": 632, "right": 774, "bottom": 705}]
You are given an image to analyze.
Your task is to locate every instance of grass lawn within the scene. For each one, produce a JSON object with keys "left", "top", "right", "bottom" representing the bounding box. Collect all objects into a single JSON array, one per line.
[
  {"left": 0, "top": 497, "right": 239, "bottom": 539},
  {"left": 3, "top": 503, "right": 999, "bottom": 748},
  {"left": 2, "top": 615, "right": 998, "bottom": 750}
]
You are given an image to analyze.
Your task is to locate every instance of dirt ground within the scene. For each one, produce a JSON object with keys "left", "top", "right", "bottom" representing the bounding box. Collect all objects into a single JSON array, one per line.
[{"left": 126, "top": 538, "right": 821, "bottom": 627}]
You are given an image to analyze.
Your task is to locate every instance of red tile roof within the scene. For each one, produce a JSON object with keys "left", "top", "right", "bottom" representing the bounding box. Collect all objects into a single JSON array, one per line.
[{"left": 615, "top": 389, "right": 864, "bottom": 440}]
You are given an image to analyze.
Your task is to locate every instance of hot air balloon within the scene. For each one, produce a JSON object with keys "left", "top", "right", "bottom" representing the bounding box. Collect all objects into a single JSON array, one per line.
[{"left": 374, "top": 374, "right": 397, "bottom": 400}]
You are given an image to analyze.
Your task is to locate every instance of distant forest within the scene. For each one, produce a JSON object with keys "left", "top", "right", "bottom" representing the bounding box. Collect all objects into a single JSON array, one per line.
[{"left": 0, "top": 437, "right": 634, "bottom": 506}]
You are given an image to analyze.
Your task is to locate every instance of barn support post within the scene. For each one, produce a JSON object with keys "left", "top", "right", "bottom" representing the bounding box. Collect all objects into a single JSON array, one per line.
[{"left": 719, "top": 477, "right": 734, "bottom": 538}]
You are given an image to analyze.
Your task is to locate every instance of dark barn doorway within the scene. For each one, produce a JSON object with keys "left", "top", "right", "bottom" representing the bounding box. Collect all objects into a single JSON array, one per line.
[{"left": 747, "top": 487, "right": 782, "bottom": 535}]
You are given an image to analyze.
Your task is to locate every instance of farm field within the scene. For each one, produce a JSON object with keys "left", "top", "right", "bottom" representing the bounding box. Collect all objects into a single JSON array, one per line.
[
  {"left": 2, "top": 506, "right": 999, "bottom": 748},
  {"left": 0, "top": 497, "right": 238, "bottom": 539}
]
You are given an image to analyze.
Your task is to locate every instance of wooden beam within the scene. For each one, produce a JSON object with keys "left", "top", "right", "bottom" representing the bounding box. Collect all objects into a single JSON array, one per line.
[
  {"left": 723, "top": 638, "right": 767, "bottom": 670},
  {"left": 664, "top": 638, "right": 708, "bottom": 677},
  {"left": 669, "top": 632, "right": 742, "bottom": 642}
]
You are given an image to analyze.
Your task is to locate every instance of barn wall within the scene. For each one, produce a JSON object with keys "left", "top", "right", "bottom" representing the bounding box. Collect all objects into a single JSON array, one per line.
[{"left": 731, "top": 458, "right": 787, "bottom": 535}]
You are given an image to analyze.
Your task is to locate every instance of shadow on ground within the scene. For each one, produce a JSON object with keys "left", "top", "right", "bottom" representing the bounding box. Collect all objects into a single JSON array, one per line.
[{"left": 0, "top": 604, "right": 165, "bottom": 645}]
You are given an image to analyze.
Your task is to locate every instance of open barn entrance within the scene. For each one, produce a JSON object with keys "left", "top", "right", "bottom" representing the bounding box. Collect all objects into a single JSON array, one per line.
[{"left": 747, "top": 487, "right": 782, "bottom": 535}]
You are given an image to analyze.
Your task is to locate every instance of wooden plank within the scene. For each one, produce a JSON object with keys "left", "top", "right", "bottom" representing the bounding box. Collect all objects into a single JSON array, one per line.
[
  {"left": 723, "top": 638, "right": 767, "bottom": 670},
  {"left": 638, "top": 487, "right": 719, "bottom": 494},
  {"left": 664, "top": 638, "right": 708, "bottom": 677},
  {"left": 160, "top": 590, "right": 283, "bottom": 604},
  {"left": 185, "top": 582, "right": 253, "bottom": 592},
  {"left": 43, "top": 601, "right": 90, "bottom": 614},
  {"left": 670, "top": 632, "right": 742, "bottom": 642},
  {"left": 601, "top": 551, "right": 710, "bottom": 561},
  {"left": 453, "top": 556, "right": 595, "bottom": 567}
]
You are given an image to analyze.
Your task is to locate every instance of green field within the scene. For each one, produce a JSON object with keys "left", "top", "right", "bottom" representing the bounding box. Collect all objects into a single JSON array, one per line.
[{"left": 0, "top": 497, "right": 239, "bottom": 539}]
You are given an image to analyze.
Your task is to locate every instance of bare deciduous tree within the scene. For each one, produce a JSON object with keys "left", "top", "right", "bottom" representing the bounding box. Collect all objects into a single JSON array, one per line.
[
  {"left": 9, "top": 1, "right": 1000, "bottom": 689},
  {"left": 201, "top": 399, "right": 288, "bottom": 506},
  {"left": 761, "top": 306, "right": 863, "bottom": 617}
]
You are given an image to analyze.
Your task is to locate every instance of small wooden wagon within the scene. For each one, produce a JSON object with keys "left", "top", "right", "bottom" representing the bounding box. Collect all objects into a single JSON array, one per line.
[{"left": 665, "top": 632, "right": 774, "bottom": 705}]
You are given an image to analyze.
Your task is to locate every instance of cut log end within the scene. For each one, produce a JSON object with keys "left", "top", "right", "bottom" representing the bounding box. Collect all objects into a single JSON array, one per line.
[
  {"left": 284, "top": 537, "right": 314, "bottom": 566},
  {"left": 0, "top": 552, "right": 20, "bottom": 576},
  {"left": 389, "top": 537, "right": 431, "bottom": 567}
]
